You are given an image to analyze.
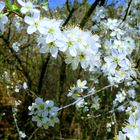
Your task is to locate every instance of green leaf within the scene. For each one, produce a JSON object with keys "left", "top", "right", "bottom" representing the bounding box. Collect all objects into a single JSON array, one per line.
[
  {"left": 11, "top": 4, "right": 19, "bottom": 11},
  {"left": 5, "top": 0, "right": 13, "bottom": 10},
  {"left": 5, "top": 0, "right": 20, "bottom": 11}
]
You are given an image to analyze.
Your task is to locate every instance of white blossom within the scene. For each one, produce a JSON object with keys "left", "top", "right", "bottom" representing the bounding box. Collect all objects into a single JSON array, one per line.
[
  {"left": 17, "top": 0, "right": 39, "bottom": 14},
  {"left": 24, "top": 12, "right": 45, "bottom": 34},
  {"left": 23, "top": 82, "right": 28, "bottom": 89},
  {"left": 12, "top": 42, "right": 20, "bottom": 52},
  {"left": 106, "top": 19, "right": 119, "bottom": 30}
]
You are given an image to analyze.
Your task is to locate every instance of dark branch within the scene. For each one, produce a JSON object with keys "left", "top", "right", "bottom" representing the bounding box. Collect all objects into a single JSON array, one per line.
[
  {"left": 79, "top": 0, "right": 101, "bottom": 29},
  {"left": 62, "top": 7, "right": 75, "bottom": 27},
  {"left": 62, "top": 0, "right": 79, "bottom": 27},
  {"left": 66, "top": 0, "right": 71, "bottom": 13},
  {"left": 38, "top": 55, "right": 50, "bottom": 94},
  {"left": 99, "top": 0, "right": 106, "bottom": 6},
  {"left": 122, "top": 0, "right": 133, "bottom": 22}
]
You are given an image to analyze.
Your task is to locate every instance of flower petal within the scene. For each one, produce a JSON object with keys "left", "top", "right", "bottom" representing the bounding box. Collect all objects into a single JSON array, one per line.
[
  {"left": 0, "top": 2, "right": 5, "bottom": 11},
  {"left": 24, "top": 16, "right": 34, "bottom": 25},
  {"left": 27, "top": 26, "right": 36, "bottom": 34}
]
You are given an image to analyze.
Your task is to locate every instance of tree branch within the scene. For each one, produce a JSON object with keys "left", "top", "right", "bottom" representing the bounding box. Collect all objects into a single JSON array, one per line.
[
  {"left": 59, "top": 84, "right": 113, "bottom": 110},
  {"left": 62, "top": 0, "right": 79, "bottom": 27},
  {"left": 79, "top": 0, "right": 101, "bottom": 29},
  {"left": 38, "top": 55, "right": 50, "bottom": 94},
  {"left": 62, "top": 7, "right": 75, "bottom": 27},
  {"left": 66, "top": 0, "right": 71, "bottom": 13},
  {"left": 99, "top": 0, "right": 106, "bottom": 6},
  {"left": 122, "top": 0, "right": 133, "bottom": 22}
]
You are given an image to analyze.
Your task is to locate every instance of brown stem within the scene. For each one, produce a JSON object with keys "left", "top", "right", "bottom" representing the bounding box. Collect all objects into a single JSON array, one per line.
[{"left": 38, "top": 55, "right": 50, "bottom": 94}]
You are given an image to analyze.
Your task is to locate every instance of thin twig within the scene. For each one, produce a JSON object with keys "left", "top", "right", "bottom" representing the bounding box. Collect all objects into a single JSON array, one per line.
[
  {"left": 59, "top": 84, "right": 113, "bottom": 110},
  {"left": 28, "top": 128, "right": 39, "bottom": 140},
  {"left": 26, "top": 89, "right": 38, "bottom": 98},
  {"left": 122, "top": 0, "right": 133, "bottom": 22},
  {"left": 7, "top": 10, "right": 24, "bottom": 18},
  {"left": 85, "top": 101, "right": 129, "bottom": 120},
  {"left": 12, "top": 108, "right": 22, "bottom": 140}
]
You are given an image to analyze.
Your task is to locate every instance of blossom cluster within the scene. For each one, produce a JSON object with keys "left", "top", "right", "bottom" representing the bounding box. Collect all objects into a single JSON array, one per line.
[
  {"left": 102, "top": 18, "right": 137, "bottom": 85},
  {"left": 12, "top": 42, "right": 20, "bottom": 52},
  {"left": 91, "top": 6, "right": 106, "bottom": 32},
  {"left": 67, "top": 79, "right": 88, "bottom": 108},
  {"left": 67, "top": 79, "right": 88, "bottom": 98},
  {"left": 16, "top": 0, "right": 102, "bottom": 71},
  {"left": 90, "top": 3, "right": 138, "bottom": 86},
  {"left": 15, "top": 82, "right": 28, "bottom": 93},
  {"left": 67, "top": 79, "right": 99, "bottom": 112},
  {"left": 28, "top": 97, "right": 59, "bottom": 129},
  {"left": 92, "top": 6, "right": 106, "bottom": 23},
  {"left": 106, "top": 122, "right": 115, "bottom": 132},
  {"left": 113, "top": 88, "right": 136, "bottom": 112},
  {"left": 37, "top": 21, "right": 101, "bottom": 71},
  {"left": 117, "top": 102, "right": 140, "bottom": 140}
]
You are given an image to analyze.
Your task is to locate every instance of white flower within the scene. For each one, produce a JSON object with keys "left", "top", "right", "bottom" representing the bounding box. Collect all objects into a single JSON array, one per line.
[
  {"left": 123, "top": 37, "right": 135, "bottom": 54},
  {"left": 67, "top": 79, "right": 88, "bottom": 100},
  {"left": 37, "top": 19, "right": 63, "bottom": 57},
  {"left": 115, "top": 90, "right": 126, "bottom": 103},
  {"left": 60, "top": 27, "right": 101, "bottom": 70},
  {"left": 104, "top": 50, "right": 125, "bottom": 74},
  {"left": 24, "top": 13, "right": 46, "bottom": 34},
  {"left": 41, "top": 19, "right": 63, "bottom": 42},
  {"left": 92, "top": 96, "right": 100, "bottom": 110},
  {"left": 92, "top": 6, "right": 106, "bottom": 23},
  {"left": 128, "top": 89, "right": 136, "bottom": 99},
  {"left": 57, "top": 28, "right": 79, "bottom": 56},
  {"left": 110, "top": 28, "right": 125, "bottom": 39},
  {"left": 76, "top": 98, "right": 85, "bottom": 108},
  {"left": 59, "top": 36, "right": 78, "bottom": 57},
  {"left": 15, "top": 86, "right": 20, "bottom": 93},
  {"left": 12, "top": 42, "right": 20, "bottom": 52},
  {"left": 118, "top": 131, "right": 126, "bottom": 140},
  {"left": 65, "top": 54, "right": 80, "bottom": 70},
  {"left": 77, "top": 79, "right": 87, "bottom": 90},
  {"left": 106, "top": 19, "right": 119, "bottom": 30},
  {"left": 39, "top": 41, "right": 59, "bottom": 58},
  {"left": 23, "top": 82, "right": 28, "bottom": 89},
  {"left": 67, "top": 86, "right": 77, "bottom": 97},
  {"left": 45, "top": 100, "right": 54, "bottom": 108},
  {"left": 106, "top": 123, "right": 112, "bottom": 132},
  {"left": 17, "top": 0, "right": 39, "bottom": 14},
  {"left": 113, "top": 40, "right": 126, "bottom": 54},
  {"left": 78, "top": 51, "right": 89, "bottom": 70},
  {"left": 29, "top": 98, "right": 59, "bottom": 129},
  {"left": 19, "top": 131, "right": 26, "bottom": 138},
  {"left": 117, "top": 105, "right": 125, "bottom": 112},
  {"left": 122, "top": 115, "right": 140, "bottom": 140}
]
